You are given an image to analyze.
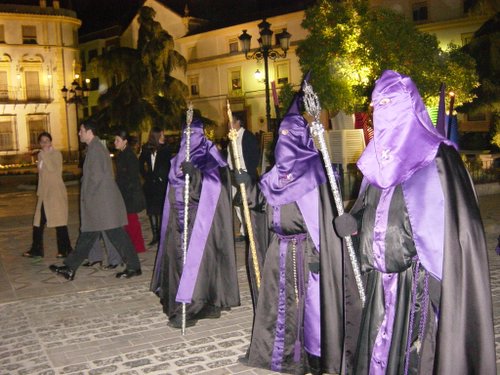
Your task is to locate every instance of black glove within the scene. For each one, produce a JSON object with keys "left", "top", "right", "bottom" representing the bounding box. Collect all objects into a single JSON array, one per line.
[
  {"left": 181, "top": 161, "right": 196, "bottom": 176},
  {"left": 333, "top": 213, "right": 358, "bottom": 237},
  {"left": 234, "top": 169, "right": 251, "bottom": 185}
]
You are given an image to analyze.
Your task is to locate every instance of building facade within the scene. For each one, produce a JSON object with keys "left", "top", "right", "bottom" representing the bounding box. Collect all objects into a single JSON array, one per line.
[
  {"left": 16, "top": 0, "right": 492, "bottom": 161},
  {"left": 176, "top": 10, "right": 306, "bottom": 136},
  {"left": 0, "top": 0, "right": 81, "bottom": 164}
]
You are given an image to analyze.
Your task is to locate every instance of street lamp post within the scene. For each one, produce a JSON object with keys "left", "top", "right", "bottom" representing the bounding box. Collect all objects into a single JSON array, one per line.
[
  {"left": 239, "top": 19, "right": 291, "bottom": 132},
  {"left": 61, "top": 78, "right": 89, "bottom": 161}
]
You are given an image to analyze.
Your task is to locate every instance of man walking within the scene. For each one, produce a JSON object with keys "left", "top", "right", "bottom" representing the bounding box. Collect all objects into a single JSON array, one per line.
[
  {"left": 227, "top": 113, "right": 260, "bottom": 241},
  {"left": 49, "top": 119, "right": 141, "bottom": 280}
]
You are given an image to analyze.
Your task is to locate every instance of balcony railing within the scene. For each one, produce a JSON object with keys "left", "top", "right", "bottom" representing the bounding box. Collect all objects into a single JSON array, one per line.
[{"left": 0, "top": 85, "right": 53, "bottom": 103}]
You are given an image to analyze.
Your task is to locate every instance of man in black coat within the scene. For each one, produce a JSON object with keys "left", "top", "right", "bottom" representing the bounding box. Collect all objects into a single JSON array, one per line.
[{"left": 227, "top": 114, "right": 260, "bottom": 241}]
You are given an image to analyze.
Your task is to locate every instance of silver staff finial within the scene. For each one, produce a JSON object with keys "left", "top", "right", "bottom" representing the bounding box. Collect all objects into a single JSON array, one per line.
[{"left": 186, "top": 102, "right": 194, "bottom": 126}]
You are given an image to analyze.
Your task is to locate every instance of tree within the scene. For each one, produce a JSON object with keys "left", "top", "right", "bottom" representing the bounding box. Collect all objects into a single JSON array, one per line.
[
  {"left": 460, "top": 12, "right": 500, "bottom": 150},
  {"left": 93, "top": 6, "right": 188, "bottom": 133},
  {"left": 297, "top": 0, "right": 479, "bottom": 114}
]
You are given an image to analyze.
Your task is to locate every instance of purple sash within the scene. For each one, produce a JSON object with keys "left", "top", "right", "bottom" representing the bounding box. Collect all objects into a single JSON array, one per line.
[
  {"left": 297, "top": 188, "right": 321, "bottom": 356},
  {"left": 176, "top": 169, "right": 221, "bottom": 303}
]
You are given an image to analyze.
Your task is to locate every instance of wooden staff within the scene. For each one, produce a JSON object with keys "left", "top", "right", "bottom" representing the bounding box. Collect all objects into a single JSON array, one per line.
[
  {"left": 226, "top": 100, "right": 261, "bottom": 290},
  {"left": 181, "top": 102, "right": 194, "bottom": 335},
  {"left": 302, "top": 82, "right": 366, "bottom": 306}
]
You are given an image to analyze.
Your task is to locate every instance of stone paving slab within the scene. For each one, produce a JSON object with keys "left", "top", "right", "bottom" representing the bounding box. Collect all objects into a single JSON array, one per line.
[{"left": 0, "top": 184, "right": 499, "bottom": 374}]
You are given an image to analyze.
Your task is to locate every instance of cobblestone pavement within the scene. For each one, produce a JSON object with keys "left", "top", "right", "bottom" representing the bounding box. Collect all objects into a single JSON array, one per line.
[{"left": 0, "top": 183, "right": 499, "bottom": 374}]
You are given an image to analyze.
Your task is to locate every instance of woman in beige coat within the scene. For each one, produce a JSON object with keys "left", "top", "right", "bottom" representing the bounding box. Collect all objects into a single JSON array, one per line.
[{"left": 23, "top": 132, "right": 72, "bottom": 258}]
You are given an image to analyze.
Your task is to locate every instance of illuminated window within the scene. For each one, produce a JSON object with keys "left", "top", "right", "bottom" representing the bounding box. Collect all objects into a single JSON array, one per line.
[
  {"left": 0, "top": 115, "right": 16, "bottom": 151},
  {"left": 0, "top": 25, "right": 5, "bottom": 43},
  {"left": 26, "top": 114, "right": 49, "bottom": 149},
  {"left": 275, "top": 61, "right": 290, "bottom": 86},
  {"left": 188, "top": 75, "right": 199, "bottom": 97},
  {"left": 0, "top": 71, "right": 8, "bottom": 100},
  {"left": 229, "top": 38, "right": 239, "bottom": 54},
  {"left": 229, "top": 69, "right": 242, "bottom": 95},
  {"left": 22, "top": 25, "right": 37, "bottom": 44},
  {"left": 412, "top": 2, "right": 428, "bottom": 22},
  {"left": 25, "top": 71, "right": 41, "bottom": 100}
]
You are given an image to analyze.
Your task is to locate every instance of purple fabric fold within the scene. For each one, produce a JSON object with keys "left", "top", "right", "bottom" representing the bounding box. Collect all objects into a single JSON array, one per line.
[
  {"left": 402, "top": 161, "right": 445, "bottom": 280},
  {"left": 176, "top": 169, "right": 222, "bottom": 303},
  {"left": 304, "top": 271, "right": 321, "bottom": 356},
  {"left": 369, "top": 273, "right": 398, "bottom": 374},
  {"left": 296, "top": 187, "right": 321, "bottom": 357},
  {"left": 294, "top": 237, "right": 305, "bottom": 362}
]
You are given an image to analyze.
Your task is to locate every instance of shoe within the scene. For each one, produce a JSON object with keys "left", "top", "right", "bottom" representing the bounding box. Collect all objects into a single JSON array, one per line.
[
  {"left": 22, "top": 251, "right": 43, "bottom": 258},
  {"left": 103, "top": 264, "right": 119, "bottom": 270},
  {"left": 115, "top": 269, "right": 142, "bottom": 279},
  {"left": 56, "top": 253, "right": 66, "bottom": 259},
  {"left": 82, "top": 261, "right": 102, "bottom": 267},
  {"left": 49, "top": 265, "right": 75, "bottom": 280}
]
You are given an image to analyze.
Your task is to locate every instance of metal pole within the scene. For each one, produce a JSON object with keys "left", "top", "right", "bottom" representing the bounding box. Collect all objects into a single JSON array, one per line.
[
  {"left": 181, "top": 103, "right": 194, "bottom": 336},
  {"left": 74, "top": 100, "right": 80, "bottom": 163},
  {"left": 263, "top": 50, "right": 271, "bottom": 132}
]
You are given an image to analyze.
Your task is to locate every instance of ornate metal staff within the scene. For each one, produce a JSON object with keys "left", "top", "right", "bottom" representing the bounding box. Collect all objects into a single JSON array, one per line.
[
  {"left": 181, "top": 102, "right": 194, "bottom": 335},
  {"left": 226, "top": 100, "right": 261, "bottom": 290},
  {"left": 302, "top": 82, "right": 366, "bottom": 306}
]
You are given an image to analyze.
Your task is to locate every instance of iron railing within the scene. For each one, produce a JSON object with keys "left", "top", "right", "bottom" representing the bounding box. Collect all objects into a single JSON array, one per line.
[{"left": 0, "top": 85, "right": 53, "bottom": 103}]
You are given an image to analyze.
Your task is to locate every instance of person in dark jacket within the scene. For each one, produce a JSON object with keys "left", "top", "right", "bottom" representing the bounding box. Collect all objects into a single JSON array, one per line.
[
  {"left": 227, "top": 114, "right": 260, "bottom": 241},
  {"left": 114, "top": 129, "right": 147, "bottom": 253},
  {"left": 49, "top": 119, "right": 142, "bottom": 280},
  {"left": 139, "top": 127, "right": 171, "bottom": 246}
]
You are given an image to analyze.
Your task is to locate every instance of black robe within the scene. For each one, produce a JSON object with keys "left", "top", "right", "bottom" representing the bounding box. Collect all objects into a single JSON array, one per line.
[
  {"left": 155, "top": 166, "right": 240, "bottom": 324},
  {"left": 350, "top": 144, "right": 496, "bottom": 374},
  {"left": 244, "top": 182, "right": 357, "bottom": 374}
]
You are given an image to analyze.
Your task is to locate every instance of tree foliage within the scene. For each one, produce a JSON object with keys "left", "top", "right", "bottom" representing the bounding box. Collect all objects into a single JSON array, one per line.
[
  {"left": 297, "top": 0, "right": 479, "bottom": 113},
  {"left": 460, "top": 12, "right": 500, "bottom": 149},
  {"left": 93, "top": 6, "right": 188, "bottom": 134}
]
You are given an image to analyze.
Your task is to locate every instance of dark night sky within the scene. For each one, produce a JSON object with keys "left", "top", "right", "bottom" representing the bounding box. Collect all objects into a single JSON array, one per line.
[{"left": 0, "top": 0, "right": 316, "bottom": 35}]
